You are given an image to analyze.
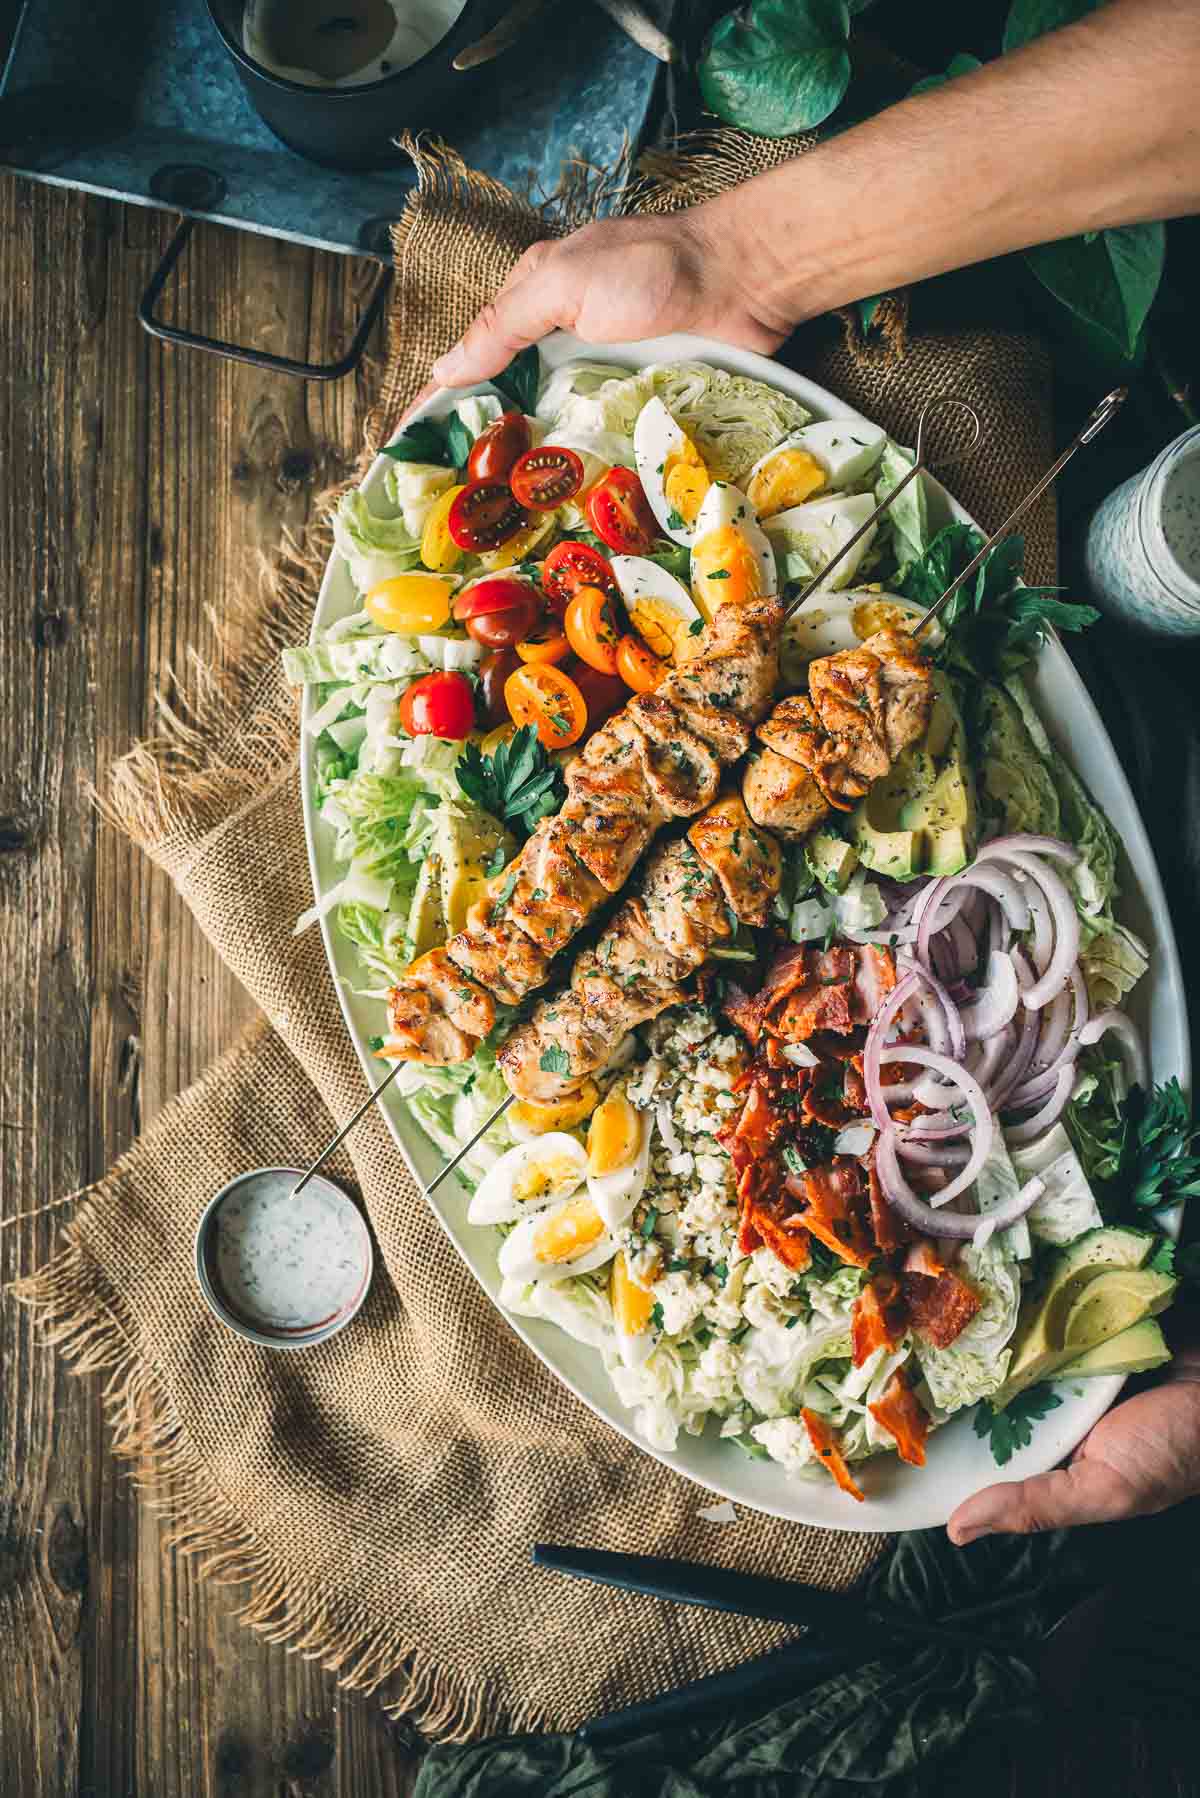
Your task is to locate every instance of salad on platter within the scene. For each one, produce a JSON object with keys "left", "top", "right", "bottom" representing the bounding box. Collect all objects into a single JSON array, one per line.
[{"left": 285, "top": 347, "right": 1195, "bottom": 1501}]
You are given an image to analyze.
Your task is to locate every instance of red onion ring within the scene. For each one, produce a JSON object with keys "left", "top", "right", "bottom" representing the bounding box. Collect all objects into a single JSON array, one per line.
[
  {"left": 862, "top": 970, "right": 923, "bottom": 1130},
  {"left": 998, "top": 851, "right": 1081, "bottom": 1009},
  {"left": 878, "top": 1045, "right": 994, "bottom": 1205},
  {"left": 977, "top": 832, "right": 1081, "bottom": 867},
  {"left": 959, "top": 949, "right": 1021, "bottom": 1042},
  {"left": 1003, "top": 1063, "right": 1077, "bottom": 1145},
  {"left": 1079, "top": 1008, "right": 1148, "bottom": 1092},
  {"left": 876, "top": 1130, "right": 1045, "bottom": 1239}
]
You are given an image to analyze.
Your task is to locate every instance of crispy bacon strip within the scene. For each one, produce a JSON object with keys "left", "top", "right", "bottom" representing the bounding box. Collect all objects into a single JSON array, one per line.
[
  {"left": 901, "top": 1268, "right": 981, "bottom": 1348},
  {"left": 867, "top": 1154, "right": 910, "bottom": 1256},
  {"left": 868, "top": 1369, "right": 930, "bottom": 1467},
  {"left": 851, "top": 1273, "right": 907, "bottom": 1367},
  {"left": 786, "top": 1158, "right": 876, "bottom": 1268},
  {"left": 802, "top": 1409, "right": 865, "bottom": 1502},
  {"left": 748, "top": 1205, "right": 812, "bottom": 1271}
]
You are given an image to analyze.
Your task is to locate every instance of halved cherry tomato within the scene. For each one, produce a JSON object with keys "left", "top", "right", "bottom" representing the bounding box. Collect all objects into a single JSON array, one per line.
[
  {"left": 504, "top": 662, "right": 588, "bottom": 750},
  {"left": 586, "top": 466, "right": 658, "bottom": 555},
  {"left": 466, "top": 410, "right": 530, "bottom": 483},
  {"left": 541, "top": 540, "right": 618, "bottom": 613},
  {"left": 398, "top": 671, "right": 476, "bottom": 739},
  {"left": 616, "top": 633, "right": 668, "bottom": 693},
  {"left": 452, "top": 575, "right": 541, "bottom": 649},
  {"left": 420, "top": 484, "right": 465, "bottom": 572},
  {"left": 510, "top": 445, "right": 585, "bottom": 512},
  {"left": 478, "top": 649, "right": 520, "bottom": 728},
  {"left": 564, "top": 584, "right": 622, "bottom": 676},
  {"left": 567, "top": 658, "right": 627, "bottom": 733},
  {"left": 448, "top": 480, "right": 526, "bottom": 553},
  {"left": 516, "top": 625, "right": 570, "bottom": 664}
]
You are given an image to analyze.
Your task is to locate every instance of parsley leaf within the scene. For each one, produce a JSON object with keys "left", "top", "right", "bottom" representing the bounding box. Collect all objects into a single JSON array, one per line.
[
  {"left": 650, "top": 1301, "right": 665, "bottom": 1332},
  {"left": 781, "top": 1143, "right": 808, "bottom": 1178},
  {"left": 491, "top": 345, "right": 540, "bottom": 417},
  {"left": 688, "top": 617, "right": 705, "bottom": 636},
  {"left": 485, "top": 843, "right": 508, "bottom": 877},
  {"left": 1067, "top": 1067, "right": 1200, "bottom": 1220},
  {"left": 538, "top": 1043, "right": 570, "bottom": 1076},
  {"left": 973, "top": 1386, "right": 1063, "bottom": 1467},
  {"left": 445, "top": 414, "right": 473, "bottom": 471},
  {"left": 381, "top": 418, "right": 453, "bottom": 467},
  {"left": 368, "top": 1035, "right": 385, "bottom": 1052},
  {"left": 1148, "top": 1237, "right": 1176, "bottom": 1275},
  {"left": 455, "top": 724, "right": 566, "bottom": 838}
]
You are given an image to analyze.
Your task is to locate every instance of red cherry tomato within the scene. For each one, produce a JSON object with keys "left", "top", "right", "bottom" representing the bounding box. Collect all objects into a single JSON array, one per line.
[
  {"left": 466, "top": 410, "right": 530, "bottom": 483},
  {"left": 467, "top": 598, "right": 541, "bottom": 649},
  {"left": 510, "top": 445, "right": 585, "bottom": 512},
  {"left": 452, "top": 575, "right": 542, "bottom": 650},
  {"left": 541, "top": 539, "right": 618, "bottom": 614},
  {"left": 566, "top": 657, "right": 627, "bottom": 732},
  {"left": 478, "top": 649, "right": 520, "bottom": 728},
  {"left": 448, "top": 480, "right": 527, "bottom": 553},
  {"left": 586, "top": 466, "right": 658, "bottom": 555},
  {"left": 398, "top": 671, "right": 476, "bottom": 739}
]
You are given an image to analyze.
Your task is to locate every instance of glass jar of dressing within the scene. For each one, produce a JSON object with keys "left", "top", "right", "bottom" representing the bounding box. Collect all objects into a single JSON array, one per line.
[{"left": 1085, "top": 425, "right": 1200, "bottom": 635}]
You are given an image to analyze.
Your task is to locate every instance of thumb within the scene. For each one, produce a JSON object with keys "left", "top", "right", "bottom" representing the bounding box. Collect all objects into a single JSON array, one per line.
[
  {"left": 947, "top": 1456, "right": 1137, "bottom": 1546},
  {"left": 433, "top": 254, "right": 569, "bottom": 388}
]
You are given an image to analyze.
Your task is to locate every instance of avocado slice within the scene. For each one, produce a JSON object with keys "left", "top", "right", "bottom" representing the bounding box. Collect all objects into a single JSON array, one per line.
[
  {"left": 993, "top": 1227, "right": 1157, "bottom": 1408},
  {"left": 404, "top": 853, "right": 445, "bottom": 961},
  {"left": 806, "top": 831, "right": 860, "bottom": 893},
  {"left": 850, "top": 675, "right": 976, "bottom": 881},
  {"left": 1060, "top": 1268, "right": 1177, "bottom": 1352},
  {"left": 1060, "top": 1318, "right": 1171, "bottom": 1378},
  {"left": 436, "top": 806, "right": 516, "bottom": 936}
]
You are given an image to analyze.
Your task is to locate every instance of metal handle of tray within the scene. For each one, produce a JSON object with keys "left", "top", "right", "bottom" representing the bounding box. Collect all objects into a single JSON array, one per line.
[{"left": 138, "top": 215, "right": 393, "bottom": 382}]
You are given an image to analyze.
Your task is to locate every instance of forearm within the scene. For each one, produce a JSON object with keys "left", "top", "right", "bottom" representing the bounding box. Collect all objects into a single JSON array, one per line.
[{"left": 706, "top": 0, "right": 1200, "bottom": 327}]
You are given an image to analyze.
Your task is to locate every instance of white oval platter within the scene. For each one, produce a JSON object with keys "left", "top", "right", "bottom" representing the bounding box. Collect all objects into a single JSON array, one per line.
[{"left": 302, "top": 330, "right": 1189, "bottom": 1531}]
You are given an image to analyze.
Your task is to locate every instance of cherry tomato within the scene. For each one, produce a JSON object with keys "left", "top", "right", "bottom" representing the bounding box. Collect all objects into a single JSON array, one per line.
[
  {"left": 541, "top": 540, "right": 618, "bottom": 613},
  {"left": 504, "top": 662, "right": 588, "bottom": 750},
  {"left": 420, "top": 484, "right": 465, "bottom": 572},
  {"left": 398, "top": 671, "right": 476, "bottom": 739},
  {"left": 466, "top": 410, "right": 531, "bottom": 483},
  {"left": 510, "top": 445, "right": 585, "bottom": 512},
  {"left": 469, "top": 604, "right": 540, "bottom": 650},
  {"left": 516, "top": 625, "right": 570, "bottom": 664},
  {"left": 365, "top": 572, "right": 456, "bottom": 634},
  {"left": 586, "top": 466, "right": 659, "bottom": 555},
  {"left": 477, "top": 650, "right": 520, "bottom": 728},
  {"left": 567, "top": 658, "right": 627, "bottom": 732},
  {"left": 452, "top": 575, "right": 541, "bottom": 648},
  {"left": 564, "top": 584, "right": 622, "bottom": 676},
  {"left": 448, "top": 480, "right": 526, "bottom": 553},
  {"left": 616, "top": 633, "right": 668, "bottom": 693}
]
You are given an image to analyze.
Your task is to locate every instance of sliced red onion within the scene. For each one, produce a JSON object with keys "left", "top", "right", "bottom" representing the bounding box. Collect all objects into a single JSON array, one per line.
[
  {"left": 1003, "top": 1063, "right": 1077, "bottom": 1144},
  {"left": 909, "top": 962, "right": 967, "bottom": 1062},
  {"left": 1002, "top": 851, "right": 1081, "bottom": 1009},
  {"left": 1079, "top": 1009, "right": 1148, "bottom": 1092},
  {"left": 862, "top": 970, "right": 923, "bottom": 1130},
  {"left": 1003, "top": 1054, "right": 1079, "bottom": 1114},
  {"left": 1027, "top": 982, "right": 1074, "bottom": 1076},
  {"left": 957, "top": 865, "right": 1032, "bottom": 933},
  {"left": 895, "top": 1137, "right": 971, "bottom": 1167},
  {"left": 914, "top": 879, "right": 972, "bottom": 967},
  {"left": 834, "top": 1121, "right": 877, "bottom": 1157},
  {"left": 879, "top": 1046, "right": 994, "bottom": 1205},
  {"left": 977, "top": 832, "right": 1081, "bottom": 867},
  {"left": 959, "top": 949, "right": 1021, "bottom": 1043},
  {"left": 876, "top": 1130, "right": 1044, "bottom": 1239},
  {"left": 967, "top": 1024, "right": 1016, "bottom": 1093},
  {"left": 781, "top": 1043, "right": 821, "bottom": 1068}
]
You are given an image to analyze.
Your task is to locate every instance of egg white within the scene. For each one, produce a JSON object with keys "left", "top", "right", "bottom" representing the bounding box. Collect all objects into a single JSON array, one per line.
[
  {"left": 783, "top": 588, "right": 930, "bottom": 666},
  {"left": 610, "top": 555, "right": 704, "bottom": 661},
  {"left": 587, "top": 1110, "right": 653, "bottom": 1229},
  {"left": 763, "top": 491, "right": 878, "bottom": 592},
  {"left": 747, "top": 420, "right": 886, "bottom": 500},
  {"left": 691, "top": 481, "right": 779, "bottom": 600},
  {"left": 498, "top": 1197, "right": 616, "bottom": 1284},
  {"left": 467, "top": 1133, "right": 587, "bottom": 1227},
  {"left": 634, "top": 397, "right": 710, "bottom": 548}
]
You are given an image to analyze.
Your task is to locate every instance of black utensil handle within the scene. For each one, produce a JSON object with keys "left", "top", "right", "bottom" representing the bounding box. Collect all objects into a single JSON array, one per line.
[
  {"left": 579, "top": 1637, "right": 860, "bottom": 1747},
  {"left": 533, "top": 1543, "right": 855, "bottom": 1631},
  {"left": 138, "top": 215, "right": 394, "bottom": 381}
]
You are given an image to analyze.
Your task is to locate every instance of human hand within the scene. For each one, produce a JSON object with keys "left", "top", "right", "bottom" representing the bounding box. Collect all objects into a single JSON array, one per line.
[
  {"left": 431, "top": 207, "right": 797, "bottom": 389},
  {"left": 948, "top": 1342, "right": 1200, "bottom": 1545}
]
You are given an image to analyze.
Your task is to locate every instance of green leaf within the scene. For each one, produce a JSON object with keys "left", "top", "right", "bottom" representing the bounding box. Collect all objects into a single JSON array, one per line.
[
  {"left": 492, "top": 345, "right": 541, "bottom": 416},
  {"left": 699, "top": 0, "right": 852, "bottom": 139},
  {"left": 908, "top": 51, "right": 983, "bottom": 97},
  {"left": 539, "top": 1043, "right": 570, "bottom": 1075},
  {"left": 1148, "top": 1238, "right": 1176, "bottom": 1275},
  {"left": 973, "top": 1387, "right": 1062, "bottom": 1467},
  {"left": 1003, "top": 0, "right": 1100, "bottom": 53},
  {"left": 455, "top": 724, "right": 566, "bottom": 838},
  {"left": 381, "top": 419, "right": 452, "bottom": 466},
  {"left": 855, "top": 294, "right": 883, "bottom": 335},
  {"left": 1023, "top": 224, "right": 1166, "bottom": 363},
  {"left": 445, "top": 414, "right": 473, "bottom": 470}
]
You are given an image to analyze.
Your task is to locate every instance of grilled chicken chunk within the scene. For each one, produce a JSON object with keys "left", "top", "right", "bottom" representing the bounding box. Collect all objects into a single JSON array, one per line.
[
  {"left": 859, "top": 626, "right": 935, "bottom": 759},
  {"left": 497, "top": 989, "right": 621, "bottom": 1104},
  {"left": 386, "top": 949, "right": 494, "bottom": 1064},
  {"left": 687, "top": 791, "right": 782, "bottom": 927},
  {"left": 742, "top": 747, "right": 830, "bottom": 839},
  {"left": 447, "top": 911, "right": 550, "bottom": 1006},
  {"left": 756, "top": 691, "right": 870, "bottom": 810},
  {"left": 807, "top": 626, "right": 933, "bottom": 782},
  {"left": 504, "top": 815, "right": 608, "bottom": 955},
  {"left": 638, "top": 838, "right": 732, "bottom": 961},
  {"left": 624, "top": 700, "right": 723, "bottom": 816},
  {"left": 562, "top": 715, "right": 669, "bottom": 891}
]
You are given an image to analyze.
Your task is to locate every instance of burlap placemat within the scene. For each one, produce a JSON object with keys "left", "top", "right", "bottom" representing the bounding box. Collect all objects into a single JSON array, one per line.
[{"left": 11, "top": 136, "right": 1055, "bottom": 1741}]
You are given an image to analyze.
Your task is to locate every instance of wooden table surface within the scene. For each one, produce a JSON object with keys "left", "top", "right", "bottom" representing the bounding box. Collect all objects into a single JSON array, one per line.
[{"left": 1, "top": 173, "right": 1197, "bottom": 1798}]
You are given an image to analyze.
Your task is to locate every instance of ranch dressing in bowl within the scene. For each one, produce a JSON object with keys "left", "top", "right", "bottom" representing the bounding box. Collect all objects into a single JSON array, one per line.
[
  {"left": 1086, "top": 424, "right": 1200, "bottom": 636},
  {"left": 243, "top": 0, "right": 469, "bottom": 87}
]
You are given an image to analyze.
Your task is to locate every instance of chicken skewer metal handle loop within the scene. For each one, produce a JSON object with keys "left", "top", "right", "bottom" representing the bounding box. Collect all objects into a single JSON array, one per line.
[
  {"left": 780, "top": 393, "right": 982, "bottom": 624},
  {"left": 913, "top": 386, "right": 1127, "bottom": 636}
]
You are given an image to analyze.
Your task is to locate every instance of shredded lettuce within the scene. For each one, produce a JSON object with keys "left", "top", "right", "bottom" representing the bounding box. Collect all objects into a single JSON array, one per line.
[
  {"left": 1010, "top": 1122, "right": 1104, "bottom": 1245},
  {"left": 915, "top": 1237, "right": 1021, "bottom": 1415},
  {"left": 1080, "top": 920, "right": 1150, "bottom": 1008},
  {"left": 873, "top": 440, "right": 929, "bottom": 572},
  {"left": 332, "top": 488, "right": 423, "bottom": 593},
  {"left": 283, "top": 635, "right": 433, "bottom": 687},
  {"left": 1003, "top": 673, "right": 1120, "bottom": 917}
]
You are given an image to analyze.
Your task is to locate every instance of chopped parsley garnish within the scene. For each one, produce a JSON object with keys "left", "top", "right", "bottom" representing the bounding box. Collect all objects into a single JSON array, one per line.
[
  {"left": 490, "top": 343, "right": 540, "bottom": 416},
  {"left": 707, "top": 568, "right": 731, "bottom": 581},
  {"left": 688, "top": 617, "right": 705, "bottom": 636},
  {"left": 650, "top": 1301, "right": 665, "bottom": 1332},
  {"left": 538, "top": 1043, "right": 571, "bottom": 1075},
  {"left": 973, "top": 1387, "right": 1063, "bottom": 1466},
  {"left": 711, "top": 1259, "right": 729, "bottom": 1286},
  {"left": 485, "top": 844, "right": 508, "bottom": 877},
  {"left": 640, "top": 1206, "right": 659, "bottom": 1239},
  {"left": 666, "top": 1255, "right": 691, "bottom": 1273},
  {"left": 368, "top": 1035, "right": 385, "bottom": 1052},
  {"left": 666, "top": 508, "right": 686, "bottom": 531},
  {"left": 494, "top": 869, "right": 520, "bottom": 910},
  {"left": 456, "top": 723, "right": 566, "bottom": 837},
  {"left": 781, "top": 1143, "right": 808, "bottom": 1178}
]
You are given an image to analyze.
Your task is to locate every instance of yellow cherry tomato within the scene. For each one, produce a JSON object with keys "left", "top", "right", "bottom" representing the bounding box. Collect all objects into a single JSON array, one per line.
[
  {"left": 480, "top": 722, "right": 517, "bottom": 756},
  {"left": 504, "top": 662, "right": 588, "bottom": 750},
  {"left": 477, "top": 512, "right": 558, "bottom": 572},
  {"left": 420, "top": 484, "right": 465, "bottom": 572},
  {"left": 516, "top": 626, "right": 570, "bottom": 665},
  {"left": 615, "top": 632, "right": 667, "bottom": 693},
  {"left": 364, "top": 572, "right": 457, "bottom": 635},
  {"left": 564, "top": 584, "right": 621, "bottom": 676}
]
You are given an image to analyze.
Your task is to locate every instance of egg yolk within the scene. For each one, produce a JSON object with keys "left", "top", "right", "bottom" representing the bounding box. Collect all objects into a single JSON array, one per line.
[
  {"left": 746, "top": 448, "right": 825, "bottom": 518},
  {"left": 364, "top": 572, "right": 456, "bottom": 634},
  {"left": 626, "top": 596, "right": 703, "bottom": 664},
  {"left": 692, "top": 524, "right": 764, "bottom": 613},
  {"left": 587, "top": 1091, "right": 641, "bottom": 1176},
  {"left": 510, "top": 1081, "right": 600, "bottom": 1136},
  {"left": 852, "top": 598, "right": 911, "bottom": 639},
  {"left": 663, "top": 433, "right": 709, "bottom": 527},
  {"left": 610, "top": 1251, "right": 655, "bottom": 1336},
  {"left": 513, "top": 1154, "right": 583, "bottom": 1206},
  {"left": 533, "top": 1196, "right": 606, "bottom": 1263}
]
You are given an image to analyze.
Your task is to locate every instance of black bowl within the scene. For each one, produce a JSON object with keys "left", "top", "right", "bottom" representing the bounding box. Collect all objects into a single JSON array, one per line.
[{"left": 206, "top": 0, "right": 515, "bottom": 171}]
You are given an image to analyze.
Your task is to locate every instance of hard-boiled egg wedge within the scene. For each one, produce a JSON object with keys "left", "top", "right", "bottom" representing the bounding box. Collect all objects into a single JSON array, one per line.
[
  {"left": 763, "top": 491, "right": 878, "bottom": 592},
  {"left": 498, "top": 1194, "right": 615, "bottom": 1284},
  {"left": 586, "top": 1090, "right": 652, "bottom": 1229},
  {"left": 690, "top": 481, "right": 779, "bottom": 616},
  {"left": 634, "top": 397, "right": 711, "bottom": 547},
  {"left": 783, "top": 588, "right": 930, "bottom": 670},
  {"left": 746, "top": 421, "right": 886, "bottom": 518},
  {"left": 467, "top": 1132, "right": 587, "bottom": 1227},
  {"left": 508, "top": 1080, "right": 601, "bottom": 1143},
  {"left": 611, "top": 555, "right": 704, "bottom": 663},
  {"left": 610, "top": 1250, "right": 656, "bottom": 1368}
]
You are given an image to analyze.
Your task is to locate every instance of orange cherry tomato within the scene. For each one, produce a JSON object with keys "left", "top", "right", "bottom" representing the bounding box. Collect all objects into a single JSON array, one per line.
[
  {"left": 504, "top": 662, "right": 588, "bottom": 750},
  {"left": 564, "top": 584, "right": 621, "bottom": 676},
  {"left": 517, "top": 625, "right": 570, "bottom": 664},
  {"left": 616, "top": 633, "right": 668, "bottom": 693}
]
